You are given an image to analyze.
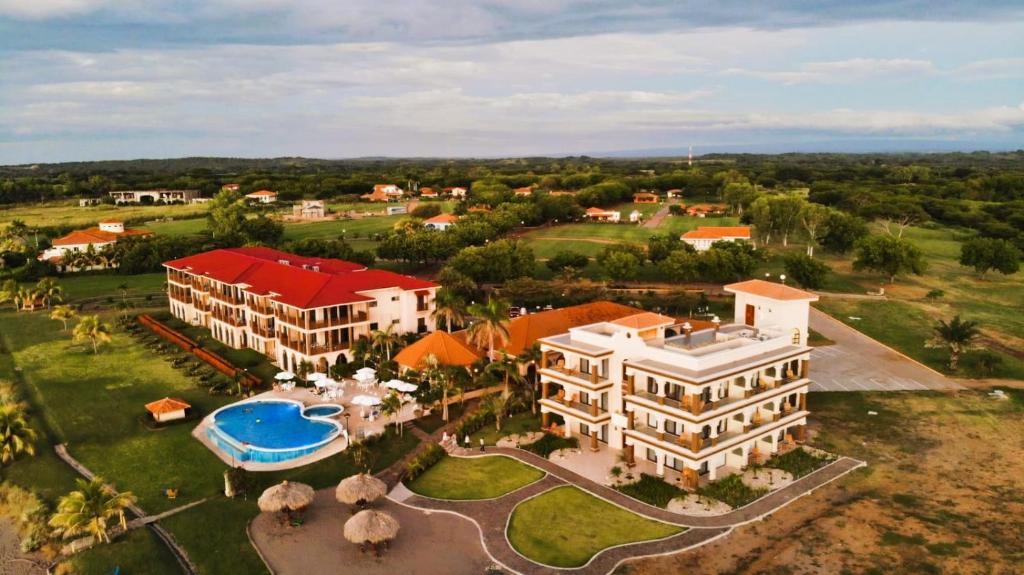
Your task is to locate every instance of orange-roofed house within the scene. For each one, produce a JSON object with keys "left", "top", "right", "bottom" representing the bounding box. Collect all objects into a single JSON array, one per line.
[
  {"left": 164, "top": 247, "right": 438, "bottom": 373},
  {"left": 394, "top": 331, "right": 482, "bottom": 372},
  {"left": 41, "top": 221, "right": 153, "bottom": 269},
  {"left": 419, "top": 187, "right": 438, "bottom": 198},
  {"left": 361, "top": 184, "right": 404, "bottom": 202},
  {"left": 535, "top": 281, "right": 816, "bottom": 489},
  {"left": 245, "top": 190, "right": 278, "bottom": 204},
  {"left": 222, "top": 183, "right": 241, "bottom": 192},
  {"left": 513, "top": 186, "right": 534, "bottom": 197},
  {"left": 685, "top": 203, "right": 728, "bottom": 217},
  {"left": 423, "top": 213, "right": 459, "bottom": 231},
  {"left": 444, "top": 186, "right": 467, "bottom": 198},
  {"left": 583, "top": 207, "right": 621, "bottom": 223},
  {"left": 145, "top": 397, "right": 191, "bottom": 422},
  {"left": 633, "top": 192, "right": 659, "bottom": 204},
  {"left": 681, "top": 226, "right": 751, "bottom": 251}
]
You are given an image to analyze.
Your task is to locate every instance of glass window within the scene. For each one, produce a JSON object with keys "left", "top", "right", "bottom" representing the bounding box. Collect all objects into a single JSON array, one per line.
[{"left": 646, "top": 448, "right": 657, "bottom": 462}]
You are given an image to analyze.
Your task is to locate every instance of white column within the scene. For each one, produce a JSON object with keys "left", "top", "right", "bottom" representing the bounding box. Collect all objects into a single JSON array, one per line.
[
  {"left": 564, "top": 418, "right": 573, "bottom": 439},
  {"left": 708, "top": 462, "right": 718, "bottom": 480},
  {"left": 655, "top": 451, "right": 665, "bottom": 476}
]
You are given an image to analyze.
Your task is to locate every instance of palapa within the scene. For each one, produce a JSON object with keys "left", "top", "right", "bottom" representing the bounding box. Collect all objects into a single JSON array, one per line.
[
  {"left": 335, "top": 473, "right": 387, "bottom": 506},
  {"left": 343, "top": 509, "right": 400, "bottom": 545}
]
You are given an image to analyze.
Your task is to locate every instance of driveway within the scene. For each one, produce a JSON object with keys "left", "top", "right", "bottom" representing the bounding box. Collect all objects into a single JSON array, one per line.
[{"left": 808, "top": 307, "right": 961, "bottom": 392}]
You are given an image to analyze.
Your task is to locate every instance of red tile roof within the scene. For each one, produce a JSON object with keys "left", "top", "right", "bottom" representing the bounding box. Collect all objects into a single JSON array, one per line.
[
  {"left": 500, "top": 301, "right": 643, "bottom": 356},
  {"left": 681, "top": 226, "right": 751, "bottom": 240},
  {"left": 611, "top": 312, "right": 676, "bottom": 329},
  {"left": 164, "top": 247, "right": 437, "bottom": 309},
  {"left": 724, "top": 279, "right": 818, "bottom": 301},
  {"left": 423, "top": 213, "right": 458, "bottom": 225},
  {"left": 246, "top": 190, "right": 277, "bottom": 197},
  {"left": 145, "top": 397, "right": 191, "bottom": 414},
  {"left": 394, "top": 331, "right": 482, "bottom": 370},
  {"left": 52, "top": 226, "right": 152, "bottom": 246}
]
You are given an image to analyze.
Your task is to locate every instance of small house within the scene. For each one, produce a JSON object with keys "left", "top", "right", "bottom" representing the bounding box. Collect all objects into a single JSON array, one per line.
[{"left": 145, "top": 397, "right": 191, "bottom": 423}]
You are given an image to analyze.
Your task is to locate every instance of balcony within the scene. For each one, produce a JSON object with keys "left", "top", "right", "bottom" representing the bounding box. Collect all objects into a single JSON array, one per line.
[
  {"left": 192, "top": 300, "right": 211, "bottom": 312},
  {"left": 248, "top": 323, "right": 275, "bottom": 338},
  {"left": 168, "top": 291, "right": 193, "bottom": 305},
  {"left": 540, "top": 365, "right": 609, "bottom": 388},
  {"left": 211, "top": 310, "right": 245, "bottom": 327},
  {"left": 247, "top": 303, "right": 275, "bottom": 316},
  {"left": 540, "top": 393, "right": 609, "bottom": 421},
  {"left": 276, "top": 336, "right": 350, "bottom": 355},
  {"left": 210, "top": 291, "right": 245, "bottom": 306}
]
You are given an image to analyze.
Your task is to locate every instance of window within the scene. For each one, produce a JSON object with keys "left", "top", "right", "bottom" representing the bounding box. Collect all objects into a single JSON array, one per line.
[
  {"left": 391, "top": 318, "right": 399, "bottom": 325},
  {"left": 647, "top": 376, "right": 657, "bottom": 394},
  {"left": 667, "top": 457, "right": 682, "bottom": 471},
  {"left": 664, "top": 419, "right": 678, "bottom": 436},
  {"left": 369, "top": 322, "right": 378, "bottom": 331},
  {"left": 579, "top": 358, "right": 590, "bottom": 374},
  {"left": 580, "top": 423, "right": 590, "bottom": 436},
  {"left": 646, "top": 448, "right": 657, "bottom": 462},
  {"left": 391, "top": 296, "right": 400, "bottom": 302},
  {"left": 369, "top": 301, "right": 377, "bottom": 308},
  {"left": 579, "top": 391, "right": 590, "bottom": 405}
]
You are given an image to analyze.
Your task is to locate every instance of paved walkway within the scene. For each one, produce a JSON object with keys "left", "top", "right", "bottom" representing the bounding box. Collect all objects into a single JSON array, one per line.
[
  {"left": 393, "top": 447, "right": 864, "bottom": 574},
  {"left": 808, "top": 308, "right": 962, "bottom": 392},
  {"left": 642, "top": 203, "right": 671, "bottom": 228}
]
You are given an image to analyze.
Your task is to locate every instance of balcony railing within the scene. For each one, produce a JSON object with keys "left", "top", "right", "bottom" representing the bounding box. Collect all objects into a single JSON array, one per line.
[
  {"left": 168, "top": 292, "right": 193, "bottom": 305},
  {"left": 540, "top": 395, "right": 608, "bottom": 419},
  {"left": 248, "top": 323, "right": 275, "bottom": 338},
  {"left": 210, "top": 291, "right": 245, "bottom": 306},
  {"left": 542, "top": 365, "right": 608, "bottom": 387}
]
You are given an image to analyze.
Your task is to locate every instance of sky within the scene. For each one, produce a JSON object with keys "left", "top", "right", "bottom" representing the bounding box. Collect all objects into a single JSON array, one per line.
[{"left": 1, "top": 1, "right": 1023, "bottom": 163}]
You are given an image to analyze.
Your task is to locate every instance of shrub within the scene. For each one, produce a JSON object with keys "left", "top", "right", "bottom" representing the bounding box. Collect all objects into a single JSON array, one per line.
[
  {"left": 521, "top": 433, "right": 578, "bottom": 458},
  {"left": 764, "top": 447, "right": 834, "bottom": 478},
  {"left": 0, "top": 484, "right": 50, "bottom": 553},
  {"left": 453, "top": 409, "right": 496, "bottom": 439},
  {"left": 404, "top": 443, "right": 447, "bottom": 482},
  {"left": 615, "top": 473, "right": 685, "bottom": 508},
  {"left": 696, "top": 474, "right": 767, "bottom": 508}
]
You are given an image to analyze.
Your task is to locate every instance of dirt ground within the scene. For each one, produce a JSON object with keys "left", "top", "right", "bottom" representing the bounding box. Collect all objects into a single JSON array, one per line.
[{"left": 627, "top": 389, "right": 1024, "bottom": 575}]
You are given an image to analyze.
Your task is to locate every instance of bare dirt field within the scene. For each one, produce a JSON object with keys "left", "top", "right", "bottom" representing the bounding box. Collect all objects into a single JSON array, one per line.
[{"left": 627, "top": 389, "right": 1024, "bottom": 575}]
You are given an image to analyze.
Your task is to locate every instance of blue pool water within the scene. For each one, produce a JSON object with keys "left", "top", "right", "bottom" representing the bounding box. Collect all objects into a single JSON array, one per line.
[
  {"left": 304, "top": 405, "right": 343, "bottom": 417},
  {"left": 208, "top": 400, "right": 341, "bottom": 463}
]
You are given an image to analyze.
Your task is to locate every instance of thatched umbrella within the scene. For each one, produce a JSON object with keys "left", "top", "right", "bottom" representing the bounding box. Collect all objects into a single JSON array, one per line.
[
  {"left": 343, "top": 509, "right": 400, "bottom": 556},
  {"left": 336, "top": 473, "right": 387, "bottom": 510},
  {"left": 258, "top": 480, "right": 315, "bottom": 524}
]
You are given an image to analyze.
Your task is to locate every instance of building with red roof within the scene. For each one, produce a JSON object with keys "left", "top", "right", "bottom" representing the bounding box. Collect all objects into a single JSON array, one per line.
[
  {"left": 680, "top": 226, "right": 751, "bottom": 251},
  {"left": 583, "top": 207, "right": 621, "bottom": 223},
  {"left": 245, "top": 190, "right": 278, "bottom": 203},
  {"left": 422, "top": 213, "right": 459, "bottom": 230},
  {"left": 164, "top": 247, "right": 438, "bottom": 372},
  {"left": 40, "top": 221, "right": 153, "bottom": 268}
]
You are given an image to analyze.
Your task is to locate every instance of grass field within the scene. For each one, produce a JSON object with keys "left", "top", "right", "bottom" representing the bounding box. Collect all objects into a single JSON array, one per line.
[
  {"left": 0, "top": 201, "right": 209, "bottom": 228},
  {"left": 507, "top": 485, "right": 683, "bottom": 567},
  {"left": 0, "top": 308, "right": 420, "bottom": 575},
  {"left": 407, "top": 455, "right": 544, "bottom": 499},
  {"left": 470, "top": 411, "right": 542, "bottom": 445}
]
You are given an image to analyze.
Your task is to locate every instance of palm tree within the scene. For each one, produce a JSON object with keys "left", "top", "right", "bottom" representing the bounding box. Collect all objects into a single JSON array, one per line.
[
  {"left": 369, "top": 324, "right": 398, "bottom": 362},
  {"left": 0, "top": 279, "right": 18, "bottom": 311},
  {"left": 486, "top": 354, "right": 526, "bottom": 396},
  {"left": 927, "top": 315, "right": 980, "bottom": 370},
  {"left": 73, "top": 315, "right": 113, "bottom": 354},
  {"left": 36, "top": 277, "right": 64, "bottom": 309},
  {"left": 431, "top": 289, "right": 467, "bottom": 333},
  {"left": 16, "top": 286, "right": 40, "bottom": 312},
  {"left": 519, "top": 344, "right": 543, "bottom": 414},
  {"left": 467, "top": 298, "right": 511, "bottom": 361},
  {"left": 480, "top": 392, "right": 513, "bottom": 432},
  {"left": 50, "top": 305, "right": 78, "bottom": 331},
  {"left": 49, "top": 478, "right": 136, "bottom": 544},
  {"left": 380, "top": 391, "right": 406, "bottom": 437},
  {"left": 296, "top": 359, "right": 314, "bottom": 384},
  {"left": 348, "top": 442, "right": 373, "bottom": 473},
  {"left": 116, "top": 283, "right": 131, "bottom": 305},
  {"left": 0, "top": 405, "right": 37, "bottom": 465}
]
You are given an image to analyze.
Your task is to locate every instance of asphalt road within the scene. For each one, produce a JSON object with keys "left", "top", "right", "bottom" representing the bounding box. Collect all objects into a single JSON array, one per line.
[{"left": 808, "top": 307, "right": 961, "bottom": 392}]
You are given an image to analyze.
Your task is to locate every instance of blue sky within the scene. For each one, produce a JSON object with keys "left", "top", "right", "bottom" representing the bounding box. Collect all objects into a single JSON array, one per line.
[{"left": 1, "top": 1, "right": 1022, "bottom": 163}]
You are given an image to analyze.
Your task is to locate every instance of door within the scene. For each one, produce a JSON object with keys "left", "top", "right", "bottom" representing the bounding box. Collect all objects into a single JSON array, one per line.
[{"left": 745, "top": 304, "right": 755, "bottom": 326}]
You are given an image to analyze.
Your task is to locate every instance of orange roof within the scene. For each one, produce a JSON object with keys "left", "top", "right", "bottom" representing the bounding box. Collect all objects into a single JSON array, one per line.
[
  {"left": 687, "top": 203, "right": 727, "bottom": 212},
  {"left": 633, "top": 192, "right": 658, "bottom": 199},
  {"left": 724, "top": 279, "right": 819, "bottom": 301},
  {"left": 394, "top": 331, "right": 482, "bottom": 370},
  {"left": 500, "top": 301, "right": 643, "bottom": 356},
  {"left": 681, "top": 226, "right": 751, "bottom": 240},
  {"left": 585, "top": 207, "right": 617, "bottom": 215},
  {"left": 610, "top": 312, "right": 676, "bottom": 329},
  {"left": 420, "top": 187, "right": 437, "bottom": 195},
  {"left": 467, "top": 206, "right": 491, "bottom": 213},
  {"left": 145, "top": 397, "right": 191, "bottom": 414},
  {"left": 424, "top": 213, "right": 458, "bottom": 225},
  {"left": 514, "top": 186, "right": 533, "bottom": 195},
  {"left": 52, "top": 227, "right": 152, "bottom": 246},
  {"left": 246, "top": 190, "right": 277, "bottom": 197}
]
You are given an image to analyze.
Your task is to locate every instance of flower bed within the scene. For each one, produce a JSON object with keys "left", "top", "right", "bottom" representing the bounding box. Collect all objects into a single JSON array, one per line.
[
  {"left": 696, "top": 474, "right": 767, "bottom": 508},
  {"left": 521, "top": 433, "right": 579, "bottom": 458},
  {"left": 763, "top": 447, "right": 835, "bottom": 478},
  {"left": 615, "top": 473, "right": 686, "bottom": 508}
]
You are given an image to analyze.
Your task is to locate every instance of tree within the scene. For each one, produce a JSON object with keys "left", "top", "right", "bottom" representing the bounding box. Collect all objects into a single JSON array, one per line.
[
  {"left": 296, "top": 359, "right": 314, "bottom": 383},
  {"left": 853, "top": 235, "right": 927, "bottom": 284},
  {"left": 0, "top": 279, "right": 19, "bottom": 311},
  {"left": 243, "top": 215, "right": 284, "bottom": 245},
  {"left": 770, "top": 195, "right": 805, "bottom": 247},
  {"left": 35, "top": 277, "right": 63, "bottom": 309},
  {"left": 207, "top": 189, "right": 248, "bottom": 241},
  {"left": 601, "top": 250, "right": 640, "bottom": 282},
  {"left": 819, "top": 211, "right": 868, "bottom": 254},
  {"left": 49, "top": 478, "right": 136, "bottom": 544},
  {"left": 723, "top": 182, "right": 758, "bottom": 216},
  {"left": 50, "top": 305, "right": 78, "bottom": 331},
  {"left": 546, "top": 250, "right": 589, "bottom": 272},
  {"left": 659, "top": 249, "right": 699, "bottom": 282},
  {"left": 486, "top": 353, "right": 525, "bottom": 396},
  {"left": 799, "top": 202, "right": 830, "bottom": 257},
  {"left": 518, "top": 344, "right": 542, "bottom": 414},
  {"left": 0, "top": 405, "right": 37, "bottom": 465},
  {"left": 431, "top": 288, "right": 467, "bottom": 333},
  {"left": 380, "top": 391, "right": 406, "bottom": 437},
  {"left": 480, "top": 392, "right": 513, "bottom": 432},
  {"left": 783, "top": 252, "right": 831, "bottom": 289},
  {"left": 959, "top": 237, "right": 1021, "bottom": 277},
  {"left": 467, "top": 298, "right": 511, "bottom": 361},
  {"left": 926, "top": 315, "right": 980, "bottom": 371},
  {"left": 348, "top": 441, "right": 374, "bottom": 472},
  {"left": 445, "top": 240, "right": 535, "bottom": 283},
  {"left": 369, "top": 325, "right": 398, "bottom": 363},
  {"left": 73, "top": 315, "right": 112, "bottom": 354}
]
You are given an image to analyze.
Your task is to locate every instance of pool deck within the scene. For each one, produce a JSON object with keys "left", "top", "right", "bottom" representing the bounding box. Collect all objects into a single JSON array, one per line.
[{"left": 193, "top": 383, "right": 421, "bottom": 472}]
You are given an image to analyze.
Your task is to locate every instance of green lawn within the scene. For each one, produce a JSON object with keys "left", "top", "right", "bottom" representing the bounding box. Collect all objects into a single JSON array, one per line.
[
  {"left": 407, "top": 455, "right": 544, "bottom": 499},
  {"left": 507, "top": 485, "right": 683, "bottom": 567},
  {"left": 67, "top": 526, "right": 182, "bottom": 575},
  {"left": 0, "top": 201, "right": 209, "bottom": 229},
  {"left": 44, "top": 273, "right": 167, "bottom": 302},
  {"left": 0, "top": 309, "right": 420, "bottom": 575},
  {"left": 281, "top": 215, "right": 402, "bottom": 242},
  {"left": 146, "top": 217, "right": 209, "bottom": 237},
  {"left": 470, "top": 411, "right": 542, "bottom": 445}
]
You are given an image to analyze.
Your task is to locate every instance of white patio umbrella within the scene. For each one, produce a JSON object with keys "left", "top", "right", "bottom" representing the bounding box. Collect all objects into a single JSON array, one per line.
[
  {"left": 351, "top": 394, "right": 382, "bottom": 418},
  {"left": 314, "top": 377, "right": 339, "bottom": 389},
  {"left": 384, "top": 379, "right": 418, "bottom": 393},
  {"left": 308, "top": 372, "right": 328, "bottom": 382},
  {"left": 274, "top": 371, "right": 296, "bottom": 381}
]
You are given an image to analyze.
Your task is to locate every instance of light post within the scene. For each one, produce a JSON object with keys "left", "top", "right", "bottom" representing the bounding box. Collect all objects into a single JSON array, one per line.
[
  {"left": 780, "top": 274, "right": 787, "bottom": 285},
  {"left": 344, "top": 412, "right": 351, "bottom": 434}
]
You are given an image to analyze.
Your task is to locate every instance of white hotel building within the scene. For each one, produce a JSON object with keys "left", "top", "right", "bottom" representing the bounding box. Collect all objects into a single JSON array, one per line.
[
  {"left": 537, "top": 279, "right": 817, "bottom": 489},
  {"left": 163, "top": 247, "right": 438, "bottom": 373}
]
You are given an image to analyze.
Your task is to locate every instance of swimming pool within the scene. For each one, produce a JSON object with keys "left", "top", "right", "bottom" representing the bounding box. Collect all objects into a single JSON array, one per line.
[
  {"left": 207, "top": 400, "right": 342, "bottom": 464},
  {"left": 303, "top": 404, "right": 344, "bottom": 417}
]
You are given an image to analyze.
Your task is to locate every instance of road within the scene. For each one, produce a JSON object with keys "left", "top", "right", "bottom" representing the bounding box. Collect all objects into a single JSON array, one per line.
[{"left": 808, "top": 307, "right": 961, "bottom": 392}]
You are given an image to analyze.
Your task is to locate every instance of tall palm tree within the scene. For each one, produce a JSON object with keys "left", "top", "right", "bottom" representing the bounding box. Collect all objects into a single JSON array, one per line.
[
  {"left": 927, "top": 315, "right": 980, "bottom": 370},
  {"left": 431, "top": 289, "right": 467, "bottom": 333},
  {"left": 16, "top": 286, "right": 40, "bottom": 312},
  {"left": 369, "top": 324, "right": 398, "bottom": 362},
  {"left": 0, "top": 405, "right": 37, "bottom": 465},
  {"left": 486, "top": 354, "right": 526, "bottom": 396},
  {"left": 36, "top": 277, "right": 64, "bottom": 309},
  {"left": 480, "top": 392, "right": 514, "bottom": 432},
  {"left": 0, "top": 279, "right": 18, "bottom": 312},
  {"left": 116, "top": 283, "right": 131, "bottom": 304},
  {"left": 380, "top": 391, "right": 406, "bottom": 437},
  {"left": 467, "top": 298, "right": 511, "bottom": 361},
  {"left": 73, "top": 315, "right": 113, "bottom": 354},
  {"left": 50, "top": 305, "right": 78, "bottom": 331},
  {"left": 519, "top": 344, "right": 543, "bottom": 414},
  {"left": 49, "top": 478, "right": 136, "bottom": 544}
]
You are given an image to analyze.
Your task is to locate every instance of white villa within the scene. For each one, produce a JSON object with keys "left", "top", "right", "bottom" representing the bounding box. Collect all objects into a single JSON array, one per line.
[
  {"left": 41, "top": 220, "right": 152, "bottom": 266},
  {"left": 584, "top": 207, "right": 621, "bottom": 223},
  {"left": 109, "top": 189, "right": 199, "bottom": 204},
  {"left": 423, "top": 213, "right": 458, "bottom": 231},
  {"left": 681, "top": 226, "right": 752, "bottom": 251},
  {"left": 164, "top": 247, "right": 438, "bottom": 373},
  {"left": 537, "top": 279, "right": 817, "bottom": 489},
  {"left": 245, "top": 190, "right": 278, "bottom": 203}
]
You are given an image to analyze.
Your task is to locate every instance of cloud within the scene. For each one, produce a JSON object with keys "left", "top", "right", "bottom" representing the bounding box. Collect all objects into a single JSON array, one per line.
[
  {"left": 951, "top": 58, "right": 1024, "bottom": 80},
  {"left": 723, "top": 58, "right": 936, "bottom": 84}
]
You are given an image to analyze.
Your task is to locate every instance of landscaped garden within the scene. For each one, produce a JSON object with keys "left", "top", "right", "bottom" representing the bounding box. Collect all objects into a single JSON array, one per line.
[
  {"left": 762, "top": 447, "right": 835, "bottom": 478},
  {"left": 469, "top": 411, "right": 541, "bottom": 445},
  {"left": 406, "top": 455, "right": 544, "bottom": 499},
  {"left": 507, "top": 485, "right": 683, "bottom": 567}
]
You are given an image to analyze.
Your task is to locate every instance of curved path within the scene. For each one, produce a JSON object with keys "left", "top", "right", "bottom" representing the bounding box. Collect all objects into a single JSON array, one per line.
[{"left": 393, "top": 448, "right": 865, "bottom": 574}]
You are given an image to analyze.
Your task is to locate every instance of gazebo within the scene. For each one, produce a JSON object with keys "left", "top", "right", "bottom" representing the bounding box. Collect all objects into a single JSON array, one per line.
[
  {"left": 335, "top": 473, "right": 388, "bottom": 509},
  {"left": 344, "top": 509, "right": 400, "bottom": 556},
  {"left": 394, "top": 331, "right": 482, "bottom": 372},
  {"left": 144, "top": 397, "right": 191, "bottom": 423},
  {"left": 258, "top": 480, "right": 316, "bottom": 524}
]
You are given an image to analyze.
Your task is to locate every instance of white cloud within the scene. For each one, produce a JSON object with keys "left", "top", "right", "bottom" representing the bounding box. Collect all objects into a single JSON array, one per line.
[
  {"left": 951, "top": 57, "right": 1024, "bottom": 80},
  {"left": 723, "top": 58, "right": 936, "bottom": 84},
  {"left": 0, "top": 0, "right": 112, "bottom": 19}
]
